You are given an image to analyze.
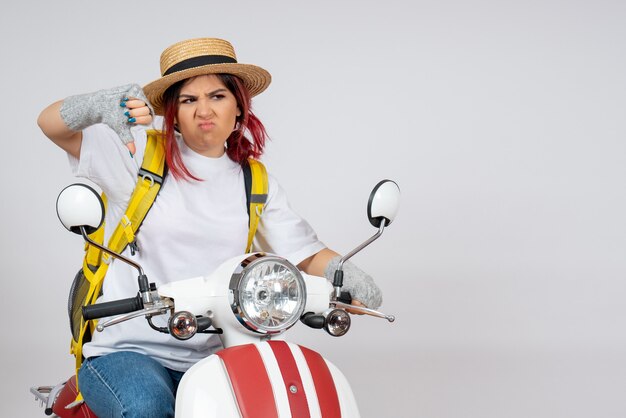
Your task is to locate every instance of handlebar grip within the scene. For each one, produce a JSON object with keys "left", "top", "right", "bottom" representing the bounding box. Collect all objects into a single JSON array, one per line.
[
  {"left": 338, "top": 291, "right": 352, "bottom": 305},
  {"left": 82, "top": 294, "right": 144, "bottom": 321}
]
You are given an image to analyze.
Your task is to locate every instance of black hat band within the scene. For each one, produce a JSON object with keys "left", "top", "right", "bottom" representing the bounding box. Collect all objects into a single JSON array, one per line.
[{"left": 163, "top": 55, "right": 238, "bottom": 76}]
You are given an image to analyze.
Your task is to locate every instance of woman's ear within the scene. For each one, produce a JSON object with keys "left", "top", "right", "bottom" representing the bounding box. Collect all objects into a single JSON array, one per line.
[{"left": 236, "top": 107, "right": 242, "bottom": 117}]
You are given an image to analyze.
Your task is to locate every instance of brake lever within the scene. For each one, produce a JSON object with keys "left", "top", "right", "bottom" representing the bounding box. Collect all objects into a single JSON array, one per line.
[
  {"left": 331, "top": 301, "right": 395, "bottom": 322},
  {"left": 96, "top": 300, "right": 173, "bottom": 332}
]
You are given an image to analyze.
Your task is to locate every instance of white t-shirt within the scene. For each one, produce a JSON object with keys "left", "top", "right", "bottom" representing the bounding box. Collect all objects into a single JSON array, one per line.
[{"left": 70, "top": 123, "right": 325, "bottom": 371}]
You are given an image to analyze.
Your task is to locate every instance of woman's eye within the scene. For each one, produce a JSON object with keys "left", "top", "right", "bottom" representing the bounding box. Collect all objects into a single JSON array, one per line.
[
  {"left": 211, "top": 94, "right": 225, "bottom": 100},
  {"left": 179, "top": 98, "right": 195, "bottom": 104}
]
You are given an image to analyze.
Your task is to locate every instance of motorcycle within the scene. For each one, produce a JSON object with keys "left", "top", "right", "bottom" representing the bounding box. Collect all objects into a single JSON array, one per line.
[{"left": 31, "top": 180, "right": 400, "bottom": 417}]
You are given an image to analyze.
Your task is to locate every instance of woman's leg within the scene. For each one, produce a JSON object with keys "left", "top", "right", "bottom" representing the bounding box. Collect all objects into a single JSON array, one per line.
[
  {"left": 78, "top": 351, "right": 177, "bottom": 418},
  {"left": 167, "top": 368, "right": 185, "bottom": 397}
]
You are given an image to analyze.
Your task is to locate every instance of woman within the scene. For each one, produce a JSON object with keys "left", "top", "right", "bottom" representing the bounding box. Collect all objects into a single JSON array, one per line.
[{"left": 38, "top": 37, "right": 382, "bottom": 417}]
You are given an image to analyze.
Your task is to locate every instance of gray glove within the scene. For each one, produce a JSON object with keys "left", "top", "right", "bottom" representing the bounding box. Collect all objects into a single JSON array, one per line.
[
  {"left": 60, "top": 83, "right": 150, "bottom": 144},
  {"left": 324, "top": 256, "right": 383, "bottom": 309}
]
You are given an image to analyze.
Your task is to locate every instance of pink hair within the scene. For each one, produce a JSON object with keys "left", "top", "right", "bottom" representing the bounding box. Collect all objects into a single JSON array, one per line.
[{"left": 161, "top": 74, "right": 268, "bottom": 181}]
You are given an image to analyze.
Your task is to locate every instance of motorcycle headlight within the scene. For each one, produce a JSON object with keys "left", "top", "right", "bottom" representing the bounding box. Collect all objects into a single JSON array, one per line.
[{"left": 230, "top": 254, "right": 306, "bottom": 334}]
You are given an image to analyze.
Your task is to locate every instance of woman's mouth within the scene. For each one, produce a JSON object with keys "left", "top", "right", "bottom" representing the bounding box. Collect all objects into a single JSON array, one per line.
[{"left": 198, "top": 121, "right": 215, "bottom": 130}]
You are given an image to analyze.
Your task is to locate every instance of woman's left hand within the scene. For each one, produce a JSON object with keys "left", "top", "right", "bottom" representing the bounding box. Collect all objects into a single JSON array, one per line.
[{"left": 346, "top": 299, "right": 366, "bottom": 315}]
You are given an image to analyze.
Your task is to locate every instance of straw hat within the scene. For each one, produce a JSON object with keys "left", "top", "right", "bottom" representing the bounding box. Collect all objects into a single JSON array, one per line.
[{"left": 144, "top": 38, "right": 271, "bottom": 115}]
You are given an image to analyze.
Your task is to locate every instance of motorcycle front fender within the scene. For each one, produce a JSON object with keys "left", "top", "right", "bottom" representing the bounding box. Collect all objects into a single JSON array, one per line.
[{"left": 175, "top": 341, "right": 360, "bottom": 418}]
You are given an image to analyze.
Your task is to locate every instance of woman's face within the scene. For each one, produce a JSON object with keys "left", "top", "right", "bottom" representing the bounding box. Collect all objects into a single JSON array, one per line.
[{"left": 176, "top": 74, "right": 241, "bottom": 157}]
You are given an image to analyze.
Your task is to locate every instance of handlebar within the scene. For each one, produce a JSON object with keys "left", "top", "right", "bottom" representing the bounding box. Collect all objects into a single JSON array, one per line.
[{"left": 82, "top": 294, "right": 144, "bottom": 320}]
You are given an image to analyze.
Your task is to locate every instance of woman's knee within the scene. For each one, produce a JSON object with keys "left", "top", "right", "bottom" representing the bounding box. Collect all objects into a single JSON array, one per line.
[{"left": 78, "top": 351, "right": 176, "bottom": 418}]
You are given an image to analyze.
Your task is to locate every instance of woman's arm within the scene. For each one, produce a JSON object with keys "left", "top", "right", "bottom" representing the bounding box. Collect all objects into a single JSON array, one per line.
[
  {"left": 37, "top": 84, "right": 152, "bottom": 158},
  {"left": 297, "top": 247, "right": 339, "bottom": 277},
  {"left": 298, "top": 247, "right": 379, "bottom": 310},
  {"left": 38, "top": 100, "right": 82, "bottom": 158}
]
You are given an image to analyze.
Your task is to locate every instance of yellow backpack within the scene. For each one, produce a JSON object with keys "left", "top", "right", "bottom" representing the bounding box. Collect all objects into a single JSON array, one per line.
[{"left": 67, "top": 129, "right": 268, "bottom": 381}]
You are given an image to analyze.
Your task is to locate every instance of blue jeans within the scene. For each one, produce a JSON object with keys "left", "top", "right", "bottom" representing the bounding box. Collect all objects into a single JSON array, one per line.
[{"left": 78, "top": 351, "right": 185, "bottom": 418}]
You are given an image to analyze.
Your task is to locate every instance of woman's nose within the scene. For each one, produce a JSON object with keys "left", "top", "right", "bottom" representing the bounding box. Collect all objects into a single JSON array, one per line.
[{"left": 196, "top": 98, "right": 213, "bottom": 117}]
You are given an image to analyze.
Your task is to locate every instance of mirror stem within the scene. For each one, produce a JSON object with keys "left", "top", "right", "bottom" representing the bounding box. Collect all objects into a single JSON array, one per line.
[
  {"left": 333, "top": 220, "right": 386, "bottom": 299},
  {"left": 79, "top": 227, "right": 151, "bottom": 298}
]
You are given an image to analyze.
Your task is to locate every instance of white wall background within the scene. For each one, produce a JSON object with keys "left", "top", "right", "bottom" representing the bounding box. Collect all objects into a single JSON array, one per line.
[{"left": 1, "top": 1, "right": 625, "bottom": 417}]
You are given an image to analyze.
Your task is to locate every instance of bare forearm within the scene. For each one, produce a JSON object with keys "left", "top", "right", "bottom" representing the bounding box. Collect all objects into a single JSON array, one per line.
[
  {"left": 37, "top": 100, "right": 82, "bottom": 158},
  {"left": 297, "top": 248, "right": 339, "bottom": 277}
]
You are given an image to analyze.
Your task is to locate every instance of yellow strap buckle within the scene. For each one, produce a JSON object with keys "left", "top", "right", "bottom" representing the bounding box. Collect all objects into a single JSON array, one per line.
[
  {"left": 119, "top": 215, "right": 139, "bottom": 255},
  {"left": 121, "top": 215, "right": 134, "bottom": 242}
]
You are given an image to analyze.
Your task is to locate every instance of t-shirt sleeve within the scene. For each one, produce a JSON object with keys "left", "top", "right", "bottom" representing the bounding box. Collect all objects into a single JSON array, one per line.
[
  {"left": 254, "top": 173, "right": 326, "bottom": 266},
  {"left": 68, "top": 123, "right": 147, "bottom": 204}
]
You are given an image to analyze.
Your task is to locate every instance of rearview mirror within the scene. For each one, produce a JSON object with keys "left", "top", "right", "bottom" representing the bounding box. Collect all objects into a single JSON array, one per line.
[
  {"left": 367, "top": 180, "right": 400, "bottom": 228},
  {"left": 56, "top": 183, "right": 104, "bottom": 235}
]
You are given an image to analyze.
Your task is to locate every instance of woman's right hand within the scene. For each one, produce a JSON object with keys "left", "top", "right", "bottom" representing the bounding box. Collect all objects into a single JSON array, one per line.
[
  {"left": 59, "top": 84, "right": 153, "bottom": 154},
  {"left": 119, "top": 91, "right": 153, "bottom": 155}
]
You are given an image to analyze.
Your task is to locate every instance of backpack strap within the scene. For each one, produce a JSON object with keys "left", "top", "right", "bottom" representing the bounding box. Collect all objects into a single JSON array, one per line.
[
  {"left": 104, "top": 130, "right": 167, "bottom": 259},
  {"left": 71, "top": 130, "right": 167, "bottom": 380},
  {"left": 243, "top": 158, "right": 268, "bottom": 253}
]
